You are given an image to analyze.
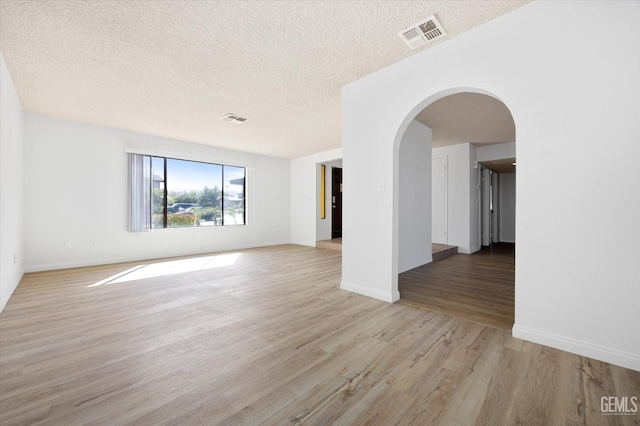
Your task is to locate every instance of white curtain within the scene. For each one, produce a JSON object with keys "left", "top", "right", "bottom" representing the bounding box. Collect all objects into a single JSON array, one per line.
[{"left": 129, "top": 153, "right": 152, "bottom": 232}]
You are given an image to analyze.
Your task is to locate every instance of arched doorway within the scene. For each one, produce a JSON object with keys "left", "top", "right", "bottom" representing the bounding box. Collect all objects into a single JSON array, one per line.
[{"left": 394, "top": 87, "right": 516, "bottom": 329}]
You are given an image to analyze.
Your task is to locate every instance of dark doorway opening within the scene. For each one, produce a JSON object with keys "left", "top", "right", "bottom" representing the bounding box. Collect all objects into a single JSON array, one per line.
[{"left": 332, "top": 167, "right": 342, "bottom": 239}]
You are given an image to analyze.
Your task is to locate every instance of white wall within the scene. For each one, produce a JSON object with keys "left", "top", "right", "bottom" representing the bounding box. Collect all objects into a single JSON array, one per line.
[
  {"left": 342, "top": 0, "right": 640, "bottom": 370},
  {"left": 290, "top": 148, "right": 342, "bottom": 247},
  {"left": 431, "top": 143, "right": 474, "bottom": 254},
  {"left": 477, "top": 141, "right": 516, "bottom": 162},
  {"left": 316, "top": 159, "right": 342, "bottom": 242},
  {"left": 499, "top": 173, "right": 516, "bottom": 243},
  {"left": 0, "top": 55, "right": 24, "bottom": 313},
  {"left": 398, "top": 120, "right": 432, "bottom": 273},
  {"left": 23, "top": 114, "right": 291, "bottom": 271}
]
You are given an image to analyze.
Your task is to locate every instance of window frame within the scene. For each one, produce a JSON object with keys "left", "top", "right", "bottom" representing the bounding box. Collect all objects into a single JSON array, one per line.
[{"left": 140, "top": 154, "right": 246, "bottom": 230}]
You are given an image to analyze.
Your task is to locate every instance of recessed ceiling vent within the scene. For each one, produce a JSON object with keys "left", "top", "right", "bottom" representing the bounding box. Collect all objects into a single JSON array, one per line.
[
  {"left": 398, "top": 15, "right": 446, "bottom": 50},
  {"left": 220, "top": 113, "right": 249, "bottom": 124}
]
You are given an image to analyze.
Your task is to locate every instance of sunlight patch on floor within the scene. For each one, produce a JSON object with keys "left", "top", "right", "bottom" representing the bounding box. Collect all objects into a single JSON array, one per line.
[{"left": 88, "top": 253, "right": 241, "bottom": 287}]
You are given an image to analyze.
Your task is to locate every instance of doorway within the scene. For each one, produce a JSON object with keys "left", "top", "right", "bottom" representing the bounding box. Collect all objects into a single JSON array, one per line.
[
  {"left": 480, "top": 166, "right": 492, "bottom": 247},
  {"left": 332, "top": 167, "right": 342, "bottom": 239},
  {"left": 480, "top": 159, "right": 516, "bottom": 247},
  {"left": 396, "top": 90, "right": 516, "bottom": 329},
  {"left": 432, "top": 156, "right": 447, "bottom": 245}
]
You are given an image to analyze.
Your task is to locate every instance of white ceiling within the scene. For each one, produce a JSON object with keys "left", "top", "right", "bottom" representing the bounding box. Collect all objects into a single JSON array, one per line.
[
  {"left": 0, "top": 0, "right": 530, "bottom": 159},
  {"left": 416, "top": 92, "right": 516, "bottom": 148}
]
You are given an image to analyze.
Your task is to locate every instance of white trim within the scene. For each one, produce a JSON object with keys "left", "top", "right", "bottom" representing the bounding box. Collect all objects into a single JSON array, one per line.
[
  {"left": 432, "top": 155, "right": 448, "bottom": 245},
  {"left": 24, "top": 240, "right": 291, "bottom": 273},
  {"left": 513, "top": 324, "right": 640, "bottom": 372},
  {"left": 340, "top": 281, "right": 399, "bottom": 303},
  {"left": 0, "top": 270, "right": 23, "bottom": 313},
  {"left": 126, "top": 150, "right": 249, "bottom": 227},
  {"left": 290, "top": 239, "right": 317, "bottom": 248}
]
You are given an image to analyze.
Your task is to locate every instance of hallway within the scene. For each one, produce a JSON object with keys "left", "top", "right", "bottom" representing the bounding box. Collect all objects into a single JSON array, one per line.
[{"left": 399, "top": 244, "right": 515, "bottom": 330}]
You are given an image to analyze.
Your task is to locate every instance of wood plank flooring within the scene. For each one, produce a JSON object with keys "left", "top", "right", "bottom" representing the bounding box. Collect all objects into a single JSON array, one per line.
[
  {"left": 400, "top": 244, "right": 515, "bottom": 330},
  {"left": 1, "top": 244, "right": 638, "bottom": 425}
]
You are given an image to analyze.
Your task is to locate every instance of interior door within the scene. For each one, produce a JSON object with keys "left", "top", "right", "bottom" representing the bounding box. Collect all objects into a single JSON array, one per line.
[
  {"left": 332, "top": 167, "right": 342, "bottom": 239},
  {"left": 491, "top": 172, "right": 500, "bottom": 243},
  {"left": 481, "top": 167, "right": 492, "bottom": 246},
  {"left": 431, "top": 157, "right": 447, "bottom": 244}
]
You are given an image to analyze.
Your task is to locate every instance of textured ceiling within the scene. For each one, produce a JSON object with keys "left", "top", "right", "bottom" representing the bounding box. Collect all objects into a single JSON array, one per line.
[
  {"left": 0, "top": 0, "right": 530, "bottom": 159},
  {"left": 416, "top": 92, "right": 516, "bottom": 148}
]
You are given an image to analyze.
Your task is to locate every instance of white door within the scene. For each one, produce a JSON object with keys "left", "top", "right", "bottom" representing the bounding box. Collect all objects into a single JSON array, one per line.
[
  {"left": 491, "top": 172, "right": 500, "bottom": 243},
  {"left": 481, "top": 167, "right": 492, "bottom": 246},
  {"left": 432, "top": 156, "right": 447, "bottom": 244}
]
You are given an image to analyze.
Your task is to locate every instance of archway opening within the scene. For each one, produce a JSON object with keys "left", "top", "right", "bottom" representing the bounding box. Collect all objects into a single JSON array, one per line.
[{"left": 394, "top": 88, "right": 516, "bottom": 330}]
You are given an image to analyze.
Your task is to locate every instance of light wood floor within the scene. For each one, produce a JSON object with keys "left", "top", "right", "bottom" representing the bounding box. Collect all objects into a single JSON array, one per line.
[
  {"left": 400, "top": 244, "right": 515, "bottom": 330},
  {"left": 1, "top": 245, "right": 638, "bottom": 425},
  {"left": 316, "top": 238, "right": 342, "bottom": 251}
]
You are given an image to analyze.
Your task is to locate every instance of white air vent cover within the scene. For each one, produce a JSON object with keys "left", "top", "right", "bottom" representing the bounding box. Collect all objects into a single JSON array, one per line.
[
  {"left": 398, "top": 15, "right": 446, "bottom": 50},
  {"left": 220, "top": 113, "right": 249, "bottom": 124}
]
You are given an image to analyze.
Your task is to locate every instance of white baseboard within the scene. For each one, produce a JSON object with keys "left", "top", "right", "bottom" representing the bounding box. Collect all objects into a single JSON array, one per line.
[
  {"left": 340, "top": 281, "right": 399, "bottom": 303},
  {"left": 289, "top": 239, "right": 316, "bottom": 248},
  {"left": 0, "top": 269, "right": 23, "bottom": 314},
  {"left": 512, "top": 324, "right": 640, "bottom": 372},
  {"left": 24, "top": 240, "right": 292, "bottom": 273}
]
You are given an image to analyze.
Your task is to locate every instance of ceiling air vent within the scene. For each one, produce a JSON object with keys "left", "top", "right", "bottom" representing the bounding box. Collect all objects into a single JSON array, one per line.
[
  {"left": 398, "top": 15, "right": 446, "bottom": 50},
  {"left": 220, "top": 113, "right": 249, "bottom": 124}
]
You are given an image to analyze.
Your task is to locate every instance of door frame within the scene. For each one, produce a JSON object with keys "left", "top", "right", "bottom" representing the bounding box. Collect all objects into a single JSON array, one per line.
[
  {"left": 431, "top": 156, "right": 448, "bottom": 245},
  {"left": 480, "top": 166, "right": 492, "bottom": 247},
  {"left": 331, "top": 166, "right": 343, "bottom": 239}
]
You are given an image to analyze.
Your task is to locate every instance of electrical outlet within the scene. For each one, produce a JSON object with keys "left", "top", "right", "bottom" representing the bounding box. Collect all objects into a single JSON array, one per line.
[
  {"left": 13, "top": 253, "right": 17, "bottom": 264},
  {"left": 64, "top": 241, "right": 73, "bottom": 250},
  {"left": 90, "top": 240, "right": 95, "bottom": 248}
]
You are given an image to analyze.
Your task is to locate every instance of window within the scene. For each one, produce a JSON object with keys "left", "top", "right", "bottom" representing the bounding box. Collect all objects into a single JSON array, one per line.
[{"left": 130, "top": 154, "right": 245, "bottom": 231}]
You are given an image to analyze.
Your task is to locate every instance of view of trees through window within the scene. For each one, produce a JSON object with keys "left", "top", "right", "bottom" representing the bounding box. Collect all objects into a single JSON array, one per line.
[{"left": 150, "top": 157, "right": 245, "bottom": 228}]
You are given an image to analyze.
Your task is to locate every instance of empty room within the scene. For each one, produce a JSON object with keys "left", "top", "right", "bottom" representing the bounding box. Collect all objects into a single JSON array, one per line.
[{"left": 1, "top": 1, "right": 639, "bottom": 424}]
